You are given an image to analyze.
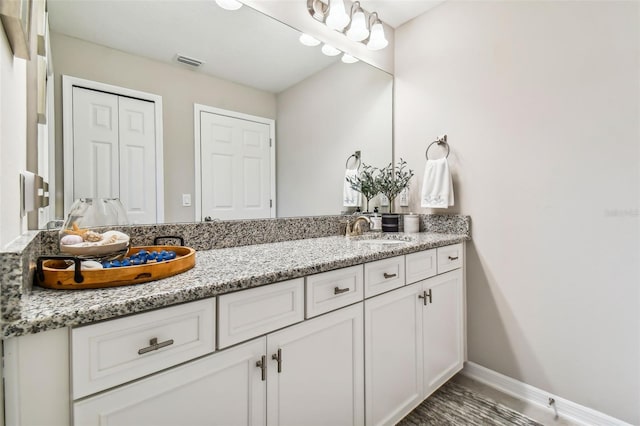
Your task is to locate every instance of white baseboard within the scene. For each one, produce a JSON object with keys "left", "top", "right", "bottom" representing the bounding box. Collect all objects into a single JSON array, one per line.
[{"left": 462, "top": 362, "right": 632, "bottom": 426}]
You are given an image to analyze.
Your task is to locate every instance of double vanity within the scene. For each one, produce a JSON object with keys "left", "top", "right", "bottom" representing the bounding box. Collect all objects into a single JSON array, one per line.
[{"left": 1, "top": 215, "right": 470, "bottom": 426}]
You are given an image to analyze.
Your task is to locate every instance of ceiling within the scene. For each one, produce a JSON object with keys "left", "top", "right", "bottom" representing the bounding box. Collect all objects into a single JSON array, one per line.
[
  {"left": 47, "top": 1, "right": 443, "bottom": 93},
  {"left": 358, "top": 1, "right": 445, "bottom": 28}
]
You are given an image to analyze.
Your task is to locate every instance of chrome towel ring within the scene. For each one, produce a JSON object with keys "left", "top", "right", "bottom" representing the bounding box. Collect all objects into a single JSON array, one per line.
[
  {"left": 425, "top": 135, "right": 450, "bottom": 160},
  {"left": 345, "top": 150, "right": 361, "bottom": 170}
]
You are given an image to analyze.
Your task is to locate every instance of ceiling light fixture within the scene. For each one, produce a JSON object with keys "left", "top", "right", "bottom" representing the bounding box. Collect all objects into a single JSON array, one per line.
[
  {"left": 306, "top": 0, "right": 388, "bottom": 51},
  {"left": 215, "top": 0, "right": 243, "bottom": 11}
]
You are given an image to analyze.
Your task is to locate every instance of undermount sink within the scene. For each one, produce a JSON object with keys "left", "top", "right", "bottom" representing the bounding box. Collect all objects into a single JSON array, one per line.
[{"left": 356, "top": 239, "right": 409, "bottom": 246}]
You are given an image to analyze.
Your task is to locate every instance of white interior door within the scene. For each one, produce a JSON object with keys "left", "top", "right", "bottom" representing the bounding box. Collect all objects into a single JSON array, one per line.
[
  {"left": 72, "top": 87, "right": 120, "bottom": 200},
  {"left": 118, "top": 96, "right": 157, "bottom": 224},
  {"left": 71, "top": 86, "right": 158, "bottom": 224},
  {"left": 199, "top": 111, "right": 273, "bottom": 220}
]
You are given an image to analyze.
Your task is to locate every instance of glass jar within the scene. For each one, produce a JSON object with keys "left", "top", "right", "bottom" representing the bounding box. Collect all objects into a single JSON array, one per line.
[{"left": 59, "top": 198, "right": 130, "bottom": 259}]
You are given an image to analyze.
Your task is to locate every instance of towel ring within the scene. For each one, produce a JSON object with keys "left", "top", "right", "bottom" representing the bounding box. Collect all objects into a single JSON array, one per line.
[
  {"left": 425, "top": 136, "right": 450, "bottom": 160},
  {"left": 345, "top": 151, "right": 361, "bottom": 170}
]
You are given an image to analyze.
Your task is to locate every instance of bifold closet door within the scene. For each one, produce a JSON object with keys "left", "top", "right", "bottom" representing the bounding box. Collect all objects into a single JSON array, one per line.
[{"left": 72, "top": 87, "right": 157, "bottom": 224}]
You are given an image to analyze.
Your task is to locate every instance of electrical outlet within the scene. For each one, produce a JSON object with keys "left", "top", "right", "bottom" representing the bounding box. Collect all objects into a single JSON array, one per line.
[
  {"left": 399, "top": 188, "right": 409, "bottom": 207},
  {"left": 182, "top": 193, "right": 191, "bottom": 207}
]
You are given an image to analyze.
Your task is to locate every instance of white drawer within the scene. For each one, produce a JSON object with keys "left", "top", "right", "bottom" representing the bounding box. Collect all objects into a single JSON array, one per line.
[
  {"left": 405, "top": 249, "right": 437, "bottom": 285},
  {"left": 437, "top": 243, "right": 463, "bottom": 273},
  {"left": 305, "top": 265, "right": 364, "bottom": 318},
  {"left": 364, "top": 256, "right": 405, "bottom": 298},
  {"left": 218, "top": 278, "right": 304, "bottom": 348},
  {"left": 71, "top": 298, "right": 216, "bottom": 399}
]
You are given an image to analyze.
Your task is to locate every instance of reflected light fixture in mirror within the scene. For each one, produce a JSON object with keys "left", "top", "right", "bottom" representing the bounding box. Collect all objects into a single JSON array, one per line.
[
  {"left": 307, "top": 0, "right": 388, "bottom": 50},
  {"left": 341, "top": 53, "right": 358, "bottom": 64},
  {"left": 215, "top": 0, "right": 243, "bottom": 11},
  {"left": 321, "top": 43, "right": 341, "bottom": 56},
  {"left": 299, "top": 33, "right": 321, "bottom": 46}
]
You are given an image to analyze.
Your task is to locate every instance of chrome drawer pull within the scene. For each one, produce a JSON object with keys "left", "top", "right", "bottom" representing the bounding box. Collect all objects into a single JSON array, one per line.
[
  {"left": 418, "top": 289, "right": 433, "bottom": 306},
  {"left": 448, "top": 255, "right": 459, "bottom": 261},
  {"left": 334, "top": 286, "right": 350, "bottom": 295},
  {"left": 256, "top": 355, "right": 267, "bottom": 381},
  {"left": 383, "top": 272, "right": 397, "bottom": 279},
  {"left": 138, "top": 337, "right": 174, "bottom": 355},
  {"left": 272, "top": 348, "right": 282, "bottom": 373}
]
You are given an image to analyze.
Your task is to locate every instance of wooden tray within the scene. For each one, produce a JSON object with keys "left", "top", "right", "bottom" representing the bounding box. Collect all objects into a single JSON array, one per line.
[{"left": 35, "top": 245, "right": 196, "bottom": 290}]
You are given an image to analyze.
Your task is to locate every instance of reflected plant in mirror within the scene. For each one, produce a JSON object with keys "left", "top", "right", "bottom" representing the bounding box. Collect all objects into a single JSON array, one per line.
[{"left": 346, "top": 164, "right": 380, "bottom": 213}]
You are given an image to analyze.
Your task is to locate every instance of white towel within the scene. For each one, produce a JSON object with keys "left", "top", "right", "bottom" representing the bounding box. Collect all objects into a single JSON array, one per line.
[
  {"left": 421, "top": 158, "right": 454, "bottom": 208},
  {"left": 343, "top": 169, "right": 362, "bottom": 207}
]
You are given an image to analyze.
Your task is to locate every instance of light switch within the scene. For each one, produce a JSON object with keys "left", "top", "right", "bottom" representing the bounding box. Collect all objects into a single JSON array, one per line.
[{"left": 182, "top": 193, "right": 192, "bottom": 207}]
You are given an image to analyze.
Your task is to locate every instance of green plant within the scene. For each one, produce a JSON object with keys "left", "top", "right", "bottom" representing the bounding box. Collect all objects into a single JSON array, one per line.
[
  {"left": 376, "top": 158, "right": 414, "bottom": 213},
  {"left": 346, "top": 163, "right": 380, "bottom": 212}
]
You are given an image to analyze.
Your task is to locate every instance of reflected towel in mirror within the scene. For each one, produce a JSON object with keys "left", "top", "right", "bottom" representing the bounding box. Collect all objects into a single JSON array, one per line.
[{"left": 343, "top": 169, "right": 362, "bottom": 207}]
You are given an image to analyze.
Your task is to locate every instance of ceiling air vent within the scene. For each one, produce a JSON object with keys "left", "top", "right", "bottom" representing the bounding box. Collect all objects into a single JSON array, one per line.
[{"left": 176, "top": 54, "right": 204, "bottom": 68}]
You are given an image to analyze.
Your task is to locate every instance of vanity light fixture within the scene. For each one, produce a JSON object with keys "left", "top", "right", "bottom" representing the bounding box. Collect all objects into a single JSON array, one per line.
[
  {"left": 299, "top": 33, "right": 321, "bottom": 47},
  {"left": 306, "top": 0, "right": 388, "bottom": 50},
  {"left": 215, "top": 0, "right": 242, "bottom": 11},
  {"left": 346, "top": 3, "right": 369, "bottom": 41}
]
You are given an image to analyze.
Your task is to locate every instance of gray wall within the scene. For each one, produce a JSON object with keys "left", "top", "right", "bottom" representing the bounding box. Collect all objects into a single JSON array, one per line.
[
  {"left": 276, "top": 60, "right": 392, "bottom": 217},
  {"left": 50, "top": 32, "right": 277, "bottom": 223},
  {"left": 395, "top": 1, "right": 639, "bottom": 423}
]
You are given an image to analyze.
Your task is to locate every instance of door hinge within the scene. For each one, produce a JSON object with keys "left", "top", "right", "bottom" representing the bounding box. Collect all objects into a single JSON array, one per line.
[
  {"left": 269, "top": 138, "right": 272, "bottom": 147},
  {"left": 270, "top": 199, "right": 273, "bottom": 208}
]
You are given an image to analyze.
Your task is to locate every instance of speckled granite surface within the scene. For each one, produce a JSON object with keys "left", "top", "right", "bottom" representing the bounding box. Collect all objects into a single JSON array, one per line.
[
  {"left": 2, "top": 231, "right": 469, "bottom": 338},
  {"left": 0, "top": 215, "right": 470, "bottom": 337}
]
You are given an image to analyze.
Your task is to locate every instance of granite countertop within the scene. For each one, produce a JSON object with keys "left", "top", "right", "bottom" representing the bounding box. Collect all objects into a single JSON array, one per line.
[{"left": 2, "top": 232, "right": 469, "bottom": 338}]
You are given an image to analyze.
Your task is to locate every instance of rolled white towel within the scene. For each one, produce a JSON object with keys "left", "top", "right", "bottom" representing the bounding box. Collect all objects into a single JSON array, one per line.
[
  {"left": 421, "top": 158, "right": 454, "bottom": 208},
  {"left": 343, "top": 169, "right": 361, "bottom": 207}
]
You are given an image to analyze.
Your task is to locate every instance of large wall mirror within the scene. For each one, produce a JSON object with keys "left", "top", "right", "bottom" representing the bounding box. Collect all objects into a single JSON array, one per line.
[{"left": 47, "top": 0, "right": 392, "bottom": 225}]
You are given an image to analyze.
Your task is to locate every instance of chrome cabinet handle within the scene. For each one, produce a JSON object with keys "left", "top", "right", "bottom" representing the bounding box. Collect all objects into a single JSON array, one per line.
[
  {"left": 383, "top": 272, "right": 397, "bottom": 279},
  {"left": 448, "top": 255, "right": 459, "bottom": 261},
  {"left": 256, "top": 355, "right": 267, "bottom": 381},
  {"left": 272, "top": 348, "right": 282, "bottom": 373},
  {"left": 334, "top": 286, "right": 350, "bottom": 295},
  {"left": 418, "top": 289, "right": 433, "bottom": 306},
  {"left": 138, "top": 337, "right": 174, "bottom": 355}
]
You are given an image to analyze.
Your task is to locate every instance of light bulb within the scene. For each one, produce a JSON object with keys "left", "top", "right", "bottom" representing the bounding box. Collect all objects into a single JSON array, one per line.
[
  {"left": 321, "top": 44, "right": 341, "bottom": 56},
  {"left": 215, "top": 0, "right": 242, "bottom": 10},
  {"left": 299, "top": 33, "right": 320, "bottom": 47},
  {"left": 325, "top": 0, "right": 350, "bottom": 31},
  {"left": 341, "top": 54, "right": 359, "bottom": 64},
  {"left": 346, "top": 10, "right": 369, "bottom": 41},
  {"left": 367, "top": 21, "right": 388, "bottom": 50}
]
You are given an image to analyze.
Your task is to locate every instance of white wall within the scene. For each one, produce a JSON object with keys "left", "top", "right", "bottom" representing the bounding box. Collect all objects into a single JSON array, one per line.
[
  {"left": 276, "top": 60, "right": 392, "bottom": 216},
  {"left": 0, "top": 21, "right": 28, "bottom": 247},
  {"left": 395, "top": 1, "right": 640, "bottom": 423},
  {"left": 50, "top": 33, "right": 277, "bottom": 223}
]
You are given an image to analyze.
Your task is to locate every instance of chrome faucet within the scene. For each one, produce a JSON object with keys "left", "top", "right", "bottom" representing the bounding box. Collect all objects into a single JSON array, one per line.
[{"left": 346, "top": 215, "right": 371, "bottom": 237}]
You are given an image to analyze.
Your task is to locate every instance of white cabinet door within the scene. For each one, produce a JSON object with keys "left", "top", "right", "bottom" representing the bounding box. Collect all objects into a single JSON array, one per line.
[
  {"left": 267, "top": 303, "right": 364, "bottom": 426},
  {"left": 364, "top": 283, "right": 423, "bottom": 426},
  {"left": 421, "top": 269, "right": 464, "bottom": 397},
  {"left": 200, "top": 111, "right": 273, "bottom": 220},
  {"left": 74, "top": 338, "right": 267, "bottom": 426}
]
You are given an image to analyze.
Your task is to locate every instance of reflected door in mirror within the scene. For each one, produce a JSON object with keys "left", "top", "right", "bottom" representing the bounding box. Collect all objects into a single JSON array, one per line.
[
  {"left": 71, "top": 87, "right": 158, "bottom": 224},
  {"left": 199, "top": 111, "right": 274, "bottom": 220}
]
